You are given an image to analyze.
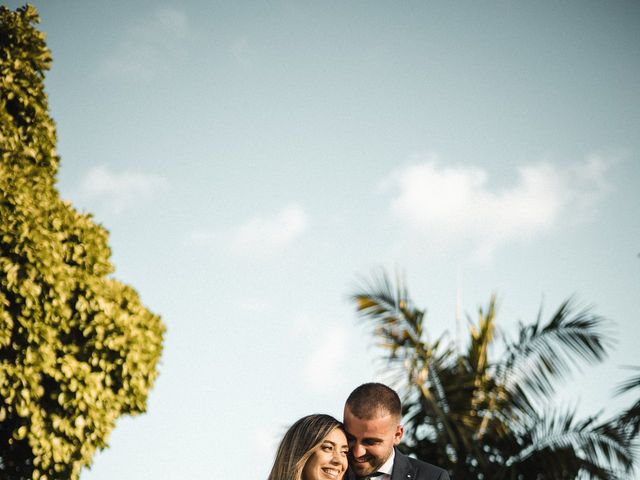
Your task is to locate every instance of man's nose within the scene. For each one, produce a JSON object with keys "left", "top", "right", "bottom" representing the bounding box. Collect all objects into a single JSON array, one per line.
[{"left": 351, "top": 443, "right": 366, "bottom": 458}]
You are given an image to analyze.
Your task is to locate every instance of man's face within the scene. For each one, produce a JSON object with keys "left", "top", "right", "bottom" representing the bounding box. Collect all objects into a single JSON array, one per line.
[{"left": 343, "top": 406, "right": 403, "bottom": 477}]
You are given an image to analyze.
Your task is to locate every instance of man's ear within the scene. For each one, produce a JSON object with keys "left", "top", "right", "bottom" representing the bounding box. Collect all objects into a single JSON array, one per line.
[{"left": 393, "top": 424, "right": 404, "bottom": 445}]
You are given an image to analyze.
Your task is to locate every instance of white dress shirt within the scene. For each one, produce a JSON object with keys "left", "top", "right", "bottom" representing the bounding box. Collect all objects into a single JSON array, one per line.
[{"left": 371, "top": 448, "right": 395, "bottom": 480}]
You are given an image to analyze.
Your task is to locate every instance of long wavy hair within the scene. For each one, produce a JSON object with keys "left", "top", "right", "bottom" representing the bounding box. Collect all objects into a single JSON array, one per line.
[{"left": 267, "top": 414, "right": 345, "bottom": 480}]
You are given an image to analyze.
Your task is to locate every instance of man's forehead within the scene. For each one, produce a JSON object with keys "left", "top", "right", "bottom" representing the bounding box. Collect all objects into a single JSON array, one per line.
[
  {"left": 344, "top": 407, "right": 398, "bottom": 432},
  {"left": 345, "top": 405, "right": 396, "bottom": 421}
]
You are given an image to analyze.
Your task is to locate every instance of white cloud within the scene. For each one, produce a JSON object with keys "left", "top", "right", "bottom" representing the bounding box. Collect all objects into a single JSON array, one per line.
[
  {"left": 384, "top": 154, "right": 614, "bottom": 262},
  {"left": 567, "top": 154, "right": 615, "bottom": 214},
  {"left": 232, "top": 204, "right": 308, "bottom": 256},
  {"left": 78, "top": 165, "right": 169, "bottom": 213},
  {"left": 100, "top": 7, "right": 189, "bottom": 81},
  {"left": 188, "top": 203, "right": 309, "bottom": 259},
  {"left": 302, "top": 324, "right": 348, "bottom": 394}
]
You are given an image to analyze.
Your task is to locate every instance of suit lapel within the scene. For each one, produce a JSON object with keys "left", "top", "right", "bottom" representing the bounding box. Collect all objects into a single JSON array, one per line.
[
  {"left": 347, "top": 450, "right": 417, "bottom": 480},
  {"left": 390, "top": 449, "right": 416, "bottom": 480}
]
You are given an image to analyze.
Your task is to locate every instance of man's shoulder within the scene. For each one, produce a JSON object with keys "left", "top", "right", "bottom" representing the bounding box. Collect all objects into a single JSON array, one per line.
[
  {"left": 394, "top": 449, "right": 450, "bottom": 480},
  {"left": 406, "top": 455, "right": 449, "bottom": 477}
]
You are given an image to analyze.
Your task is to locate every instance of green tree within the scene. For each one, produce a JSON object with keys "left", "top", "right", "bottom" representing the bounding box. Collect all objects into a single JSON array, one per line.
[
  {"left": 351, "top": 271, "right": 635, "bottom": 479},
  {"left": 1, "top": 6, "right": 165, "bottom": 479}
]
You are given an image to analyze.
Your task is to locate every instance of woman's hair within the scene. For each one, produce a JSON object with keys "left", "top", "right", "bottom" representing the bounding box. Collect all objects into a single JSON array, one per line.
[{"left": 267, "top": 414, "right": 344, "bottom": 480}]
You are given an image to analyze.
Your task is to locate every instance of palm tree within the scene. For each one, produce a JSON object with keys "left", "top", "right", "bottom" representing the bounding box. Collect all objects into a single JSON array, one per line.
[
  {"left": 616, "top": 366, "right": 640, "bottom": 439},
  {"left": 351, "top": 271, "right": 635, "bottom": 479}
]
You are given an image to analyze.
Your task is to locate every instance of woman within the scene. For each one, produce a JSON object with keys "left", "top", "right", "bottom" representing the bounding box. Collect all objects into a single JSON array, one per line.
[{"left": 267, "top": 413, "right": 349, "bottom": 480}]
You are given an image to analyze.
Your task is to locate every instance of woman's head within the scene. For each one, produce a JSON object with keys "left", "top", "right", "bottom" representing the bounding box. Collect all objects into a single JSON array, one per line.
[{"left": 267, "top": 414, "right": 348, "bottom": 480}]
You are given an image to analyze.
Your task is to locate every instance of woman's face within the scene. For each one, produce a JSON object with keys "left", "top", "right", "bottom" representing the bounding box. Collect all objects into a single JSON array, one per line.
[{"left": 301, "top": 427, "right": 349, "bottom": 480}]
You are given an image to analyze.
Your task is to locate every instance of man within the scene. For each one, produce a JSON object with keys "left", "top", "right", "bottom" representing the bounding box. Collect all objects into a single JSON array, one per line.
[{"left": 343, "top": 383, "right": 450, "bottom": 480}]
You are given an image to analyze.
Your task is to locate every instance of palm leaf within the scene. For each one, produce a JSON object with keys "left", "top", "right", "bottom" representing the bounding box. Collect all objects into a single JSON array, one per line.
[
  {"left": 351, "top": 270, "right": 424, "bottom": 355},
  {"left": 615, "top": 366, "right": 640, "bottom": 396},
  {"left": 505, "top": 409, "right": 634, "bottom": 478},
  {"left": 500, "top": 299, "right": 612, "bottom": 403},
  {"left": 615, "top": 366, "right": 640, "bottom": 437}
]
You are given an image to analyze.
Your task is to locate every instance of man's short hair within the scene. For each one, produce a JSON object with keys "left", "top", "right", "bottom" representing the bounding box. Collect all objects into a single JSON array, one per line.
[{"left": 345, "top": 382, "right": 401, "bottom": 419}]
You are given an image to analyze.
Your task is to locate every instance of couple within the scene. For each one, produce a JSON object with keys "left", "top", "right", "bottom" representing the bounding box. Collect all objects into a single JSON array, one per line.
[{"left": 267, "top": 383, "right": 450, "bottom": 480}]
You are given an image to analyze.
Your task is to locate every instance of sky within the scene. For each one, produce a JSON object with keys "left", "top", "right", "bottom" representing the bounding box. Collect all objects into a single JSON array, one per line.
[{"left": 4, "top": 1, "right": 640, "bottom": 478}]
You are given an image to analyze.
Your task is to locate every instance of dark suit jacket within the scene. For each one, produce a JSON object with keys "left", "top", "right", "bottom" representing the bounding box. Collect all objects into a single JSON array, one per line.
[
  {"left": 348, "top": 449, "right": 450, "bottom": 480},
  {"left": 390, "top": 448, "right": 450, "bottom": 480}
]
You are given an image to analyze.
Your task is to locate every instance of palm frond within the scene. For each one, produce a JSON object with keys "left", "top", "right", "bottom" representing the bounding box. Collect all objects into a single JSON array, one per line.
[
  {"left": 505, "top": 409, "right": 635, "bottom": 478},
  {"left": 615, "top": 366, "right": 640, "bottom": 396},
  {"left": 615, "top": 367, "right": 640, "bottom": 437},
  {"left": 618, "top": 400, "right": 640, "bottom": 438},
  {"left": 351, "top": 270, "right": 424, "bottom": 352},
  {"left": 466, "top": 295, "right": 497, "bottom": 379},
  {"left": 500, "top": 299, "right": 612, "bottom": 401}
]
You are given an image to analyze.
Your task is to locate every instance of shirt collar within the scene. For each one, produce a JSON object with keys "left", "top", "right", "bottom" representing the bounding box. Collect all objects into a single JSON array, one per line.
[{"left": 377, "top": 448, "right": 395, "bottom": 476}]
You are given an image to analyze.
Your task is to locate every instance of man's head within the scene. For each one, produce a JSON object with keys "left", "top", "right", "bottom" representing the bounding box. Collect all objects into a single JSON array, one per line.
[{"left": 343, "top": 383, "right": 404, "bottom": 477}]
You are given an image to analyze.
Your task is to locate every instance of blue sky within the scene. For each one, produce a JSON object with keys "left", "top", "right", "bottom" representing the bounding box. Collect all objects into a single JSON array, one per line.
[{"left": 5, "top": 1, "right": 640, "bottom": 478}]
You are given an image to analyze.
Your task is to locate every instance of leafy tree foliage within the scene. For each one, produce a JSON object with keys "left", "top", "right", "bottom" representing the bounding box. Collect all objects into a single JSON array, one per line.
[
  {"left": 1, "top": 6, "right": 165, "bottom": 479},
  {"left": 351, "top": 271, "right": 635, "bottom": 479}
]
